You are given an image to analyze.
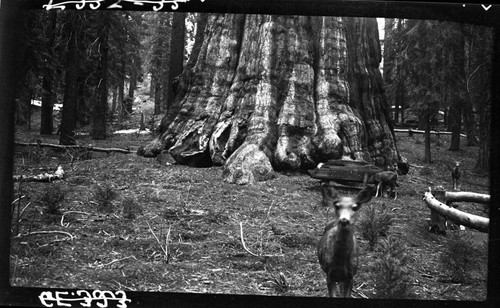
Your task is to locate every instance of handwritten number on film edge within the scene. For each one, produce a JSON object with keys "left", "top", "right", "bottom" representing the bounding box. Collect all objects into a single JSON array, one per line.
[
  {"left": 42, "top": 0, "right": 194, "bottom": 11},
  {"left": 39, "top": 290, "right": 132, "bottom": 308}
]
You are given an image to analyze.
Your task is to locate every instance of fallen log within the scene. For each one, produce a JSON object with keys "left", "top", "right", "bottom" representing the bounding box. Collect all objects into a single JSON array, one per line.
[
  {"left": 308, "top": 160, "right": 383, "bottom": 183},
  {"left": 13, "top": 166, "right": 64, "bottom": 182},
  {"left": 423, "top": 191, "right": 489, "bottom": 233},
  {"left": 15, "top": 142, "right": 133, "bottom": 154},
  {"left": 445, "top": 191, "right": 490, "bottom": 204},
  {"left": 428, "top": 189, "right": 447, "bottom": 234},
  {"left": 394, "top": 129, "right": 466, "bottom": 138}
]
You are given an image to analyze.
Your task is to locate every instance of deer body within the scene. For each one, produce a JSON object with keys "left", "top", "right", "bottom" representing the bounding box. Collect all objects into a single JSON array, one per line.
[
  {"left": 318, "top": 221, "right": 359, "bottom": 297},
  {"left": 372, "top": 171, "right": 398, "bottom": 200},
  {"left": 317, "top": 183, "right": 375, "bottom": 297}
]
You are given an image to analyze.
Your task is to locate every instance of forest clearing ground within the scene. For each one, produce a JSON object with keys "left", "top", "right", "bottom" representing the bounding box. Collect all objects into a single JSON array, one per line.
[{"left": 10, "top": 94, "right": 489, "bottom": 300}]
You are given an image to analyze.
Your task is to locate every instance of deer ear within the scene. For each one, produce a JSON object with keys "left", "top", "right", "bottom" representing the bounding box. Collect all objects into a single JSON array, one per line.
[
  {"left": 355, "top": 185, "right": 376, "bottom": 205},
  {"left": 321, "top": 181, "right": 339, "bottom": 205}
]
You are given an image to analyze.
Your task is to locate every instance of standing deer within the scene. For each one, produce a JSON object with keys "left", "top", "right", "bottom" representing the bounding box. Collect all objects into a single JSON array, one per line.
[
  {"left": 317, "top": 183, "right": 376, "bottom": 297},
  {"left": 450, "top": 161, "right": 461, "bottom": 191},
  {"left": 372, "top": 171, "right": 398, "bottom": 200}
]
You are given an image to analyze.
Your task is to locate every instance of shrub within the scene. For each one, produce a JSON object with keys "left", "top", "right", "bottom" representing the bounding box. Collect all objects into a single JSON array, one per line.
[
  {"left": 270, "top": 271, "right": 289, "bottom": 294},
  {"left": 40, "top": 184, "right": 66, "bottom": 215},
  {"left": 439, "top": 231, "right": 483, "bottom": 283},
  {"left": 358, "top": 204, "right": 394, "bottom": 251},
  {"left": 419, "top": 166, "right": 434, "bottom": 176},
  {"left": 372, "top": 236, "right": 415, "bottom": 299},
  {"left": 122, "top": 197, "right": 143, "bottom": 219},
  {"left": 435, "top": 137, "right": 444, "bottom": 147},
  {"left": 93, "top": 184, "right": 117, "bottom": 210}
]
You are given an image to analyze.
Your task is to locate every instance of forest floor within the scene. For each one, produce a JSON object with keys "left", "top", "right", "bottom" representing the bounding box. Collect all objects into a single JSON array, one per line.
[{"left": 10, "top": 87, "right": 489, "bottom": 301}]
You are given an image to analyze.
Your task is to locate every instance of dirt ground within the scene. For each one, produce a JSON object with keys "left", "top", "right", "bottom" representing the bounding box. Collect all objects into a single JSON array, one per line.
[{"left": 9, "top": 88, "right": 489, "bottom": 301}]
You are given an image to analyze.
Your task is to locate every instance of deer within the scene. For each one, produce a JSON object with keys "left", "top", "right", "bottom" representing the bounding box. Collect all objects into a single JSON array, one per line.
[
  {"left": 372, "top": 171, "right": 398, "bottom": 200},
  {"left": 317, "top": 182, "right": 376, "bottom": 297},
  {"left": 450, "top": 161, "right": 461, "bottom": 191}
]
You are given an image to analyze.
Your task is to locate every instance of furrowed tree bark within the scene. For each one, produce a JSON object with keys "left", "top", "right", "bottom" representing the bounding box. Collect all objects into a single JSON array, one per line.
[
  {"left": 345, "top": 17, "right": 400, "bottom": 167},
  {"left": 138, "top": 13, "right": 208, "bottom": 157},
  {"left": 140, "top": 15, "right": 402, "bottom": 184}
]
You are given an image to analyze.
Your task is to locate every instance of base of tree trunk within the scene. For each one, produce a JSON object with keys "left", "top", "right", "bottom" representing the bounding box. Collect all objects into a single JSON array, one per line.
[{"left": 139, "top": 15, "right": 403, "bottom": 183}]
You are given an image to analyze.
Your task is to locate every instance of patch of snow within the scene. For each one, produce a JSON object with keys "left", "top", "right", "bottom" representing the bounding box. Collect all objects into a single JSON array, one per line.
[
  {"left": 31, "top": 100, "right": 42, "bottom": 107},
  {"left": 114, "top": 128, "right": 151, "bottom": 135},
  {"left": 31, "top": 100, "right": 63, "bottom": 111}
]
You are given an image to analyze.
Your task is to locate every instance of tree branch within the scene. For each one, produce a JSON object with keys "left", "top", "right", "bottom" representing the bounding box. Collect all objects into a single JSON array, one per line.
[{"left": 15, "top": 142, "right": 133, "bottom": 154}]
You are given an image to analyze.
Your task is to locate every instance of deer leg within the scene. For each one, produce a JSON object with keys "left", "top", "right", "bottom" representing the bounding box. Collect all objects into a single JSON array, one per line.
[
  {"left": 341, "top": 280, "right": 353, "bottom": 298},
  {"left": 326, "top": 277, "right": 335, "bottom": 297},
  {"left": 375, "top": 183, "right": 381, "bottom": 197},
  {"left": 391, "top": 184, "right": 397, "bottom": 200}
]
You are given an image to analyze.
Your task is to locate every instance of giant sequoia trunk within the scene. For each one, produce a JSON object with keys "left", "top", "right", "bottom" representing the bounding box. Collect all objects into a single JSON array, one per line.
[{"left": 139, "top": 14, "right": 401, "bottom": 184}]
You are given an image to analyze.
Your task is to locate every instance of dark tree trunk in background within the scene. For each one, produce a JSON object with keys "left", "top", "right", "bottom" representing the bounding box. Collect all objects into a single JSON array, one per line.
[
  {"left": 448, "top": 26, "right": 466, "bottom": 151},
  {"left": 153, "top": 72, "right": 161, "bottom": 114},
  {"left": 111, "top": 87, "right": 118, "bottom": 115},
  {"left": 475, "top": 97, "right": 490, "bottom": 174},
  {"left": 59, "top": 12, "right": 80, "bottom": 145},
  {"left": 154, "top": 12, "right": 172, "bottom": 115},
  {"left": 462, "top": 99, "right": 478, "bottom": 146},
  {"left": 92, "top": 12, "right": 109, "bottom": 140},
  {"left": 394, "top": 79, "right": 405, "bottom": 125},
  {"left": 118, "top": 76, "right": 125, "bottom": 122},
  {"left": 14, "top": 12, "right": 36, "bottom": 127},
  {"left": 448, "top": 99, "right": 462, "bottom": 151},
  {"left": 139, "top": 15, "right": 401, "bottom": 184},
  {"left": 128, "top": 58, "right": 137, "bottom": 99},
  {"left": 166, "top": 12, "right": 186, "bottom": 113},
  {"left": 424, "top": 108, "right": 432, "bottom": 163},
  {"left": 40, "top": 10, "right": 57, "bottom": 135},
  {"left": 393, "top": 19, "right": 405, "bottom": 125},
  {"left": 459, "top": 25, "right": 479, "bottom": 147},
  {"left": 383, "top": 18, "right": 405, "bottom": 126},
  {"left": 474, "top": 29, "right": 495, "bottom": 174},
  {"left": 76, "top": 74, "right": 89, "bottom": 127},
  {"left": 117, "top": 59, "right": 126, "bottom": 121}
]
